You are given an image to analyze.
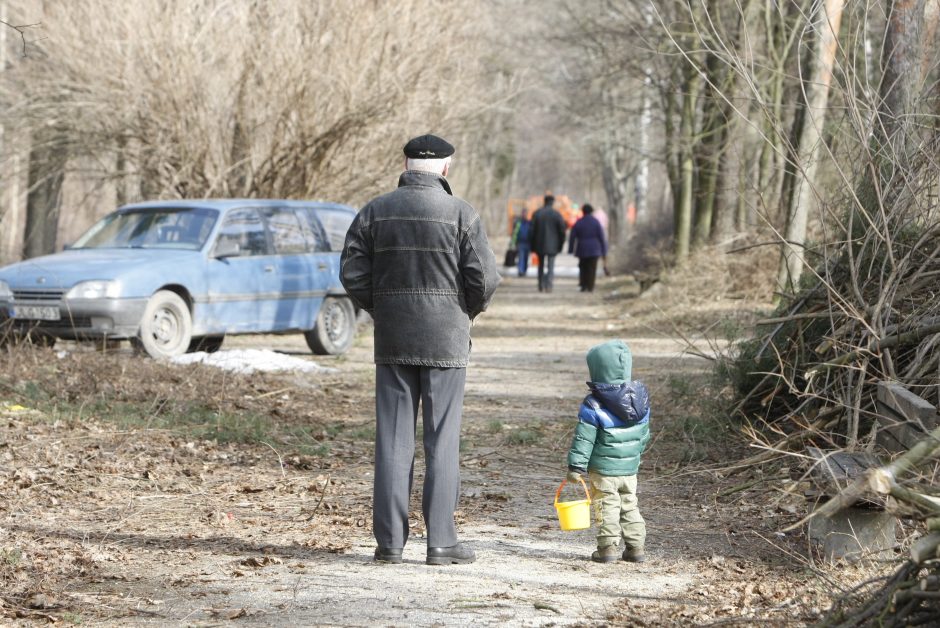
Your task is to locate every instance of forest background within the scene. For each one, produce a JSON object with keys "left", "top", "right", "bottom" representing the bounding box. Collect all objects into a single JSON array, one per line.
[{"left": 3, "top": 0, "right": 934, "bottom": 289}]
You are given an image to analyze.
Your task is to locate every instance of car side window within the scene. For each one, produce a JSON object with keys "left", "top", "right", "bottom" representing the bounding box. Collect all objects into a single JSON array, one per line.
[
  {"left": 265, "top": 208, "right": 309, "bottom": 255},
  {"left": 315, "top": 208, "right": 354, "bottom": 252},
  {"left": 299, "top": 209, "right": 330, "bottom": 252},
  {"left": 214, "top": 208, "right": 268, "bottom": 256}
]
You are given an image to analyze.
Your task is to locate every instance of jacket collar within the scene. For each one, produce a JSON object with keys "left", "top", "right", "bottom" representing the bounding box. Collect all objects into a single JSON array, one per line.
[
  {"left": 398, "top": 170, "right": 453, "bottom": 195},
  {"left": 587, "top": 381, "right": 650, "bottom": 423}
]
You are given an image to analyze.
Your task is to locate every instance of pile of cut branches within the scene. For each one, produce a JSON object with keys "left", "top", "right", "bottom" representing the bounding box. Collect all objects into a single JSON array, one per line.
[
  {"left": 729, "top": 202, "right": 940, "bottom": 453},
  {"left": 810, "top": 434, "right": 940, "bottom": 626},
  {"left": 726, "top": 151, "right": 940, "bottom": 623}
]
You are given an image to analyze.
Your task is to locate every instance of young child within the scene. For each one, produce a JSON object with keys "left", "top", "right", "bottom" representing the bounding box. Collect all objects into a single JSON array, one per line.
[{"left": 566, "top": 339, "right": 651, "bottom": 563}]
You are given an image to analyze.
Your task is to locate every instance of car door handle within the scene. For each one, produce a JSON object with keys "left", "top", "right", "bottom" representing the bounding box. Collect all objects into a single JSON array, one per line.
[{"left": 264, "top": 265, "right": 275, "bottom": 273}]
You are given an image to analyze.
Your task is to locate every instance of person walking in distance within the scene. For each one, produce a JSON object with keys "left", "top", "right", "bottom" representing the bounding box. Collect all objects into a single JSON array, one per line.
[
  {"left": 340, "top": 134, "right": 501, "bottom": 565},
  {"left": 510, "top": 209, "right": 532, "bottom": 277},
  {"left": 568, "top": 203, "right": 608, "bottom": 292},
  {"left": 530, "top": 194, "right": 567, "bottom": 292}
]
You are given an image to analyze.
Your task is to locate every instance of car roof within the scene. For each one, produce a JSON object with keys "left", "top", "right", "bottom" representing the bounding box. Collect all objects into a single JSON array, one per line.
[{"left": 118, "top": 199, "right": 357, "bottom": 213}]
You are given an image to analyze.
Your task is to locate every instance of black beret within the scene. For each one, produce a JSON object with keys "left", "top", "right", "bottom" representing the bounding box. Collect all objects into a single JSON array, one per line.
[{"left": 403, "top": 134, "right": 455, "bottom": 159}]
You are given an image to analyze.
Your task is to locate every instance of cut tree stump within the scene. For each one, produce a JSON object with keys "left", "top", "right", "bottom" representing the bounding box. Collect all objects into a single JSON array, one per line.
[{"left": 805, "top": 447, "right": 895, "bottom": 563}]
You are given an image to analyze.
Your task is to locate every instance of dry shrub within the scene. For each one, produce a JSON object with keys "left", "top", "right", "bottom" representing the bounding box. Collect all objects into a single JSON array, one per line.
[
  {"left": 663, "top": 237, "right": 778, "bottom": 303},
  {"left": 0, "top": 344, "right": 346, "bottom": 444},
  {"left": 1, "top": 0, "right": 509, "bottom": 204}
]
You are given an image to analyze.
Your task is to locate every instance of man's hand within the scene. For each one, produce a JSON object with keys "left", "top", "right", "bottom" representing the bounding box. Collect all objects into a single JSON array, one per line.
[{"left": 566, "top": 470, "right": 583, "bottom": 483}]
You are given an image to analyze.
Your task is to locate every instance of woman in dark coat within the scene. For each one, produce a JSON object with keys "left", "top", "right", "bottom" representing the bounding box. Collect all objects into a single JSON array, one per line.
[{"left": 568, "top": 203, "right": 608, "bottom": 292}]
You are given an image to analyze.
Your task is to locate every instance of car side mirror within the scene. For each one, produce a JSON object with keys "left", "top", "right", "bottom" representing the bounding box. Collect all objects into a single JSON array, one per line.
[{"left": 212, "top": 239, "right": 241, "bottom": 258}]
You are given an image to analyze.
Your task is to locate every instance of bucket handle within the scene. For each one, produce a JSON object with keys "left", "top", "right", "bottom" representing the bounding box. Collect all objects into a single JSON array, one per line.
[{"left": 554, "top": 476, "right": 591, "bottom": 506}]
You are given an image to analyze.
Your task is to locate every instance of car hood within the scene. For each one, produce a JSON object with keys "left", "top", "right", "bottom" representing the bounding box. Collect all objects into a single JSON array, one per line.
[{"left": 0, "top": 249, "right": 204, "bottom": 290}]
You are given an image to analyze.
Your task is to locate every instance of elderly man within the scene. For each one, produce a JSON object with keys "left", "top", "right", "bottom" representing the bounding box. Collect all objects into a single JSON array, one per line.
[
  {"left": 530, "top": 194, "right": 567, "bottom": 292},
  {"left": 340, "top": 134, "right": 500, "bottom": 565}
]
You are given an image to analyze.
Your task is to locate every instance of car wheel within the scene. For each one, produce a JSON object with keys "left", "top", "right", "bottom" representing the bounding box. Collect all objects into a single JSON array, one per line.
[
  {"left": 135, "top": 290, "right": 192, "bottom": 359},
  {"left": 188, "top": 335, "right": 224, "bottom": 353},
  {"left": 304, "top": 297, "right": 356, "bottom": 355}
]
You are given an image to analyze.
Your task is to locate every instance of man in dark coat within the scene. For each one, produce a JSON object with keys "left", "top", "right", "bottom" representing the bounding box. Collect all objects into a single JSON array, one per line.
[
  {"left": 568, "top": 203, "right": 608, "bottom": 292},
  {"left": 340, "top": 134, "right": 501, "bottom": 566},
  {"left": 529, "top": 194, "right": 567, "bottom": 292}
]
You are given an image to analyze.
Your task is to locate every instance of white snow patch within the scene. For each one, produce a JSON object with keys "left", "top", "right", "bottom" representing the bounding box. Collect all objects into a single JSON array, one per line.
[{"left": 171, "top": 349, "right": 337, "bottom": 375}]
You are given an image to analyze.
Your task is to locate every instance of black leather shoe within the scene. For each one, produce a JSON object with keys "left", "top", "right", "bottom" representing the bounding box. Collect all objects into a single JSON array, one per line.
[
  {"left": 374, "top": 547, "right": 403, "bottom": 564},
  {"left": 426, "top": 543, "right": 476, "bottom": 565}
]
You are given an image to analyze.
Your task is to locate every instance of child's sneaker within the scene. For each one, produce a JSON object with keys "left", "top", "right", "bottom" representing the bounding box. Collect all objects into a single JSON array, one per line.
[
  {"left": 591, "top": 545, "right": 621, "bottom": 563},
  {"left": 622, "top": 547, "right": 646, "bottom": 563}
]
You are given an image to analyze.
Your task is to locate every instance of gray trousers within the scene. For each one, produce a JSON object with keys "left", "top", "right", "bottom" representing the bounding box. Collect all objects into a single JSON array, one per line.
[
  {"left": 373, "top": 364, "right": 466, "bottom": 549},
  {"left": 537, "top": 254, "right": 557, "bottom": 291}
]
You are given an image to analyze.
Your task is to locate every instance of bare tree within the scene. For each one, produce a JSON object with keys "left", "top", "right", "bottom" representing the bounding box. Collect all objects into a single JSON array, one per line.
[
  {"left": 0, "top": 0, "right": 516, "bottom": 258},
  {"left": 775, "top": 0, "right": 845, "bottom": 295}
]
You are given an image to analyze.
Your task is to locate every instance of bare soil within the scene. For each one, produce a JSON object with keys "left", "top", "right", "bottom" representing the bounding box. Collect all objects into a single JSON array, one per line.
[{"left": 1, "top": 262, "right": 871, "bottom": 626}]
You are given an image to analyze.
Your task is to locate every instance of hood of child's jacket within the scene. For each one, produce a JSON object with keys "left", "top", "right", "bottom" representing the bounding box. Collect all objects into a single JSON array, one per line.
[
  {"left": 586, "top": 339, "right": 632, "bottom": 384},
  {"left": 587, "top": 381, "right": 650, "bottom": 423}
]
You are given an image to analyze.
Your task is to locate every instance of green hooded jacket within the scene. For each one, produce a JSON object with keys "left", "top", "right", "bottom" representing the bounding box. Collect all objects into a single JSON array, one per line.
[{"left": 566, "top": 340, "right": 651, "bottom": 476}]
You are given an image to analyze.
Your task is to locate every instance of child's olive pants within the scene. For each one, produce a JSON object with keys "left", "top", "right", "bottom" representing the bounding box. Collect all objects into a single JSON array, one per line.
[{"left": 589, "top": 472, "right": 646, "bottom": 551}]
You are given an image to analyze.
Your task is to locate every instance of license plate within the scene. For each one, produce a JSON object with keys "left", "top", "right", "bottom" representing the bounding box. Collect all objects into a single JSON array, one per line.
[{"left": 12, "top": 306, "right": 61, "bottom": 321}]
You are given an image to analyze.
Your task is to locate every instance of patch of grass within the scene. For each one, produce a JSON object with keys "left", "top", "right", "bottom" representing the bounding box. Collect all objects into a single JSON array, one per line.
[
  {"left": 485, "top": 419, "right": 504, "bottom": 434},
  {"left": 661, "top": 368, "right": 738, "bottom": 465},
  {"left": 324, "top": 422, "right": 345, "bottom": 437},
  {"left": 282, "top": 425, "right": 331, "bottom": 457},
  {"left": 506, "top": 427, "right": 541, "bottom": 446},
  {"left": 1, "top": 548, "right": 22, "bottom": 567},
  {"left": 666, "top": 374, "right": 695, "bottom": 399},
  {"left": 24, "top": 394, "right": 331, "bottom": 455},
  {"left": 22, "top": 380, "right": 47, "bottom": 403},
  {"left": 0, "top": 349, "right": 344, "bottom": 461},
  {"left": 348, "top": 425, "right": 376, "bottom": 442}
]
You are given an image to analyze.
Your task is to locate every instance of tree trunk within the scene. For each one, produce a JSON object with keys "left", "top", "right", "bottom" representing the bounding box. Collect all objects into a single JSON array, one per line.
[
  {"left": 775, "top": 0, "right": 845, "bottom": 295},
  {"left": 635, "top": 75, "right": 652, "bottom": 226},
  {"left": 693, "top": 54, "right": 722, "bottom": 248},
  {"left": 634, "top": 2, "right": 654, "bottom": 225},
  {"left": 662, "top": 86, "right": 680, "bottom": 218},
  {"left": 675, "top": 68, "right": 699, "bottom": 262},
  {"left": 877, "top": 0, "right": 927, "bottom": 174},
  {"left": 601, "top": 143, "right": 627, "bottom": 244},
  {"left": 23, "top": 130, "right": 67, "bottom": 258}
]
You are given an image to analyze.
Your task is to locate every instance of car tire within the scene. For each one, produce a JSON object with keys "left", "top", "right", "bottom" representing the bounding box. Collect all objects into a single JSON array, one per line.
[
  {"left": 188, "top": 335, "right": 224, "bottom": 353},
  {"left": 304, "top": 297, "right": 356, "bottom": 355},
  {"left": 135, "top": 290, "right": 193, "bottom": 359}
]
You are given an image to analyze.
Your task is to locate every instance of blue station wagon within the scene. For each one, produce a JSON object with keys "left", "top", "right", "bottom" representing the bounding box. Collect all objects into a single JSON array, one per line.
[{"left": 0, "top": 199, "right": 359, "bottom": 358}]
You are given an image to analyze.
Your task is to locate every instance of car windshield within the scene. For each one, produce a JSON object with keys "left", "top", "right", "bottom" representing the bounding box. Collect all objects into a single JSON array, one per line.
[{"left": 72, "top": 208, "right": 219, "bottom": 250}]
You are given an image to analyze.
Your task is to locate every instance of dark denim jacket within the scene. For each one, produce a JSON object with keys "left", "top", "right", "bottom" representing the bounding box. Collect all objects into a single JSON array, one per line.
[{"left": 340, "top": 171, "right": 500, "bottom": 367}]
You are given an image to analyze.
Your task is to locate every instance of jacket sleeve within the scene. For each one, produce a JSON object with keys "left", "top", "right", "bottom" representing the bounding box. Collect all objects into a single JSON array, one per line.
[
  {"left": 567, "top": 418, "right": 597, "bottom": 472},
  {"left": 460, "top": 213, "right": 501, "bottom": 319},
  {"left": 567, "top": 222, "right": 577, "bottom": 255},
  {"left": 556, "top": 213, "right": 568, "bottom": 248},
  {"left": 339, "top": 211, "right": 374, "bottom": 313}
]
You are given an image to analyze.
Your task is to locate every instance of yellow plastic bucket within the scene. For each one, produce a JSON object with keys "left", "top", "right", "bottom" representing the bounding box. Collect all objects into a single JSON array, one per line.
[{"left": 554, "top": 477, "right": 592, "bottom": 531}]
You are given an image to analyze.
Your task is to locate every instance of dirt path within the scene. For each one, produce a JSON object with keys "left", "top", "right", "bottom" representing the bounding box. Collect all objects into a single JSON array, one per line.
[{"left": 2, "top": 262, "right": 829, "bottom": 626}]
